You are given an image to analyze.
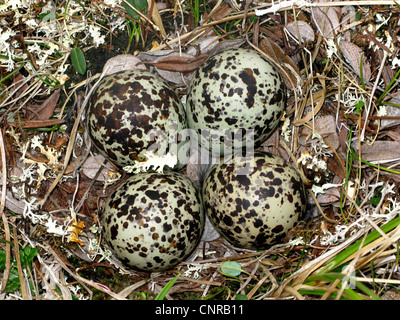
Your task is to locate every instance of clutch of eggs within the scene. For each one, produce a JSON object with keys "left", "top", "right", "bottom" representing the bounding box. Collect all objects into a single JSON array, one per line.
[{"left": 89, "top": 48, "right": 297, "bottom": 272}]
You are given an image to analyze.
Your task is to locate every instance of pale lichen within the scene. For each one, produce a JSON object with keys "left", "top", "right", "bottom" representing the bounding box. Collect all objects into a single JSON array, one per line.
[{"left": 123, "top": 151, "right": 178, "bottom": 174}]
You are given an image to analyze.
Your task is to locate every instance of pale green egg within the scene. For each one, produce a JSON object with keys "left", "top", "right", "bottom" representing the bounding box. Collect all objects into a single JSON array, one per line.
[
  {"left": 186, "top": 48, "right": 286, "bottom": 156},
  {"left": 202, "top": 151, "right": 306, "bottom": 250}
]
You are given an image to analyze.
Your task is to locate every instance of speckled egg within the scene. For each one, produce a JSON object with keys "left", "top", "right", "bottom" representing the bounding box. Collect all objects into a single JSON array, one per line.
[
  {"left": 202, "top": 151, "right": 306, "bottom": 250},
  {"left": 186, "top": 48, "right": 286, "bottom": 155},
  {"left": 86, "top": 69, "right": 187, "bottom": 168},
  {"left": 102, "top": 171, "right": 204, "bottom": 272}
]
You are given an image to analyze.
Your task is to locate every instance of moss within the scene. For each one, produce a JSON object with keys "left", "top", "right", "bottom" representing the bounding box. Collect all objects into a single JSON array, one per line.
[{"left": 65, "top": 29, "right": 132, "bottom": 87}]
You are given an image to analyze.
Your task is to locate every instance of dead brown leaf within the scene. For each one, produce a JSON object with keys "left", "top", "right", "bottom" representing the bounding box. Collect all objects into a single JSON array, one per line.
[
  {"left": 148, "top": 0, "right": 166, "bottom": 38},
  {"left": 339, "top": 40, "right": 371, "bottom": 82},
  {"left": 259, "top": 38, "right": 300, "bottom": 89},
  {"left": 327, "top": 156, "right": 346, "bottom": 180},
  {"left": 387, "top": 130, "right": 400, "bottom": 141},
  {"left": 361, "top": 140, "right": 400, "bottom": 163},
  {"left": 10, "top": 73, "right": 28, "bottom": 99},
  {"left": 376, "top": 49, "right": 395, "bottom": 88},
  {"left": 336, "top": 120, "right": 349, "bottom": 153},
  {"left": 102, "top": 54, "right": 147, "bottom": 76},
  {"left": 50, "top": 246, "right": 75, "bottom": 269},
  {"left": 301, "top": 114, "right": 340, "bottom": 151},
  {"left": 186, "top": 36, "right": 219, "bottom": 56},
  {"left": 147, "top": 53, "right": 208, "bottom": 73},
  {"left": 31, "top": 89, "right": 60, "bottom": 121},
  {"left": 311, "top": 0, "right": 341, "bottom": 39},
  {"left": 381, "top": 91, "right": 400, "bottom": 129},
  {"left": 8, "top": 119, "right": 65, "bottom": 128},
  {"left": 143, "top": 52, "right": 206, "bottom": 85},
  {"left": 140, "top": 38, "right": 244, "bottom": 84},
  {"left": 205, "top": 3, "right": 232, "bottom": 22},
  {"left": 260, "top": 26, "right": 284, "bottom": 44},
  {"left": 81, "top": 153, "right": 114, "bottom": 181},
  {"left": 200, "top": 216, "right": 220, "bottom": 243},
  {"left": 317, "top": 187, "right": 341, "bottom": 204},
  {"left": 0, "top": 189, "right": 24, "bottom": 214},
  {"left": 47, "top": 136, "right": 68, "bottom": 150},
  {"left": 286, "top": 20, "right": 315, "bottom": 42}
]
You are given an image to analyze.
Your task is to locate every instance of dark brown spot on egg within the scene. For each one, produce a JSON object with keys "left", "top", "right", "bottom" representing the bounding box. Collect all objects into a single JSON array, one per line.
[
  {"left": 239, "top": 68, "right": 257, "bottom": 107},
  {"left": 110, "top": 224, "right": 118, "bottom": 240}
]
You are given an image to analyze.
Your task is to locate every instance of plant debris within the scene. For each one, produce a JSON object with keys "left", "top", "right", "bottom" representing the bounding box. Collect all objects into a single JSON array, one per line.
[{"left": 1, "top": 0, "right": 400, "bottom": 301}]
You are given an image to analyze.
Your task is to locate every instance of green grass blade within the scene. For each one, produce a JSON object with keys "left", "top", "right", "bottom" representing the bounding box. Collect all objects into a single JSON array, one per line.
[
  {"left": 351, "top": 148, "right": 400, "bottom": 175},
  {"left": 0, "top": 63, "right": 25, "bottom": 84},
  {"left": 354, "top": 279, "right": 381, "bottom": 300},
  {"left": 376, "top": 68, "right": 400, "bottom": 106},
  {"left": 339, "top": 125, "right": 353, "bottom": 223},
  {"left": 298, "top": 289, "right": 349, "bottom": 299},
  {"left": 360, "top": 54, "right": 365, "bottom": 90},
  {"left": 318, "top": 216, "right": 400, "bottom": 275},
  {"left": 306, "top": 272, "right": 380, "bottom": 300},
  {"left": 306, "top": 273, "right": 362, "bottom": 300},
  {"left": 70, "top": 47, "right": 86, "bottom": 75},
  {"left": 123, "top": 0, "right": 148, "bottom": 20},
  {"left": 154, "top": 274, "right": 180, "bottom": 300}
]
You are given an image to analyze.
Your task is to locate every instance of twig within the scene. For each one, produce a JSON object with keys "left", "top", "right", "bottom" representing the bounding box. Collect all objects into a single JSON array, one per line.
[
  {"left": 354, "top": 277, "right": 400, "bottom": 285},
  {"left": 352, "top": 201, "right": 389, "bottom": 240},
  {"left": 44, "top": 243, "right": 126, "bottom": 300},
  {"left": 255, "top": 0, "right": 398, "bottom": 16},
  {"left": 246, "top": 273, "right": 269, "bottom": 300},
  {"left": 0, "top": 128, "right": 11, "bottom": 294},
  {"left": 74, "top": 158, "right": 109, "bottom": 215},
  {"left": 334, "top": 234, "right": 367, "bottom": 300},
  {"left": 180, "top": 276, "right": 222, "bottom": 287},
  {"left": 116, "top": 280, "right": 148, "bottom": 299},
  {"left": 12, "top": 33, "right": 38, "bottom": 71},
  {"left": 315, "top": 0, "right": 397, "bottom": 6},
  {"left": 150, "top": 9, "right": 257, "bottom": 51},
  {"left": 273, "top": 227, "right": 369, "bottom": 298},
  {"left": 37, "top": 70, "right": 107, "bottom": 208},
  {"left": 255, "top": 268, "right": 279, "bottom": 299},
  {"left": 360, "top": 50, "right": 388, "bottom": 142},
  {"left": 352, "top": 224, "right": 400, "bottom": 270},
  {"left": 0, "top": 78, "right": 42, "bottom": 123},
  {"left": 33, "top": 262, "right": 62, "bottom": 300},
  {"left": 201, "top": 270, "right": 219, "bottom": 298},
  {"left": 12, "top": 223, "right": 29, "bottom": 300},
  {"left": 233, "top": 260, "right": 260, "bottom": 299},
  {"left": 308, "top": 189, "right": 338, "bottom": 224}
]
